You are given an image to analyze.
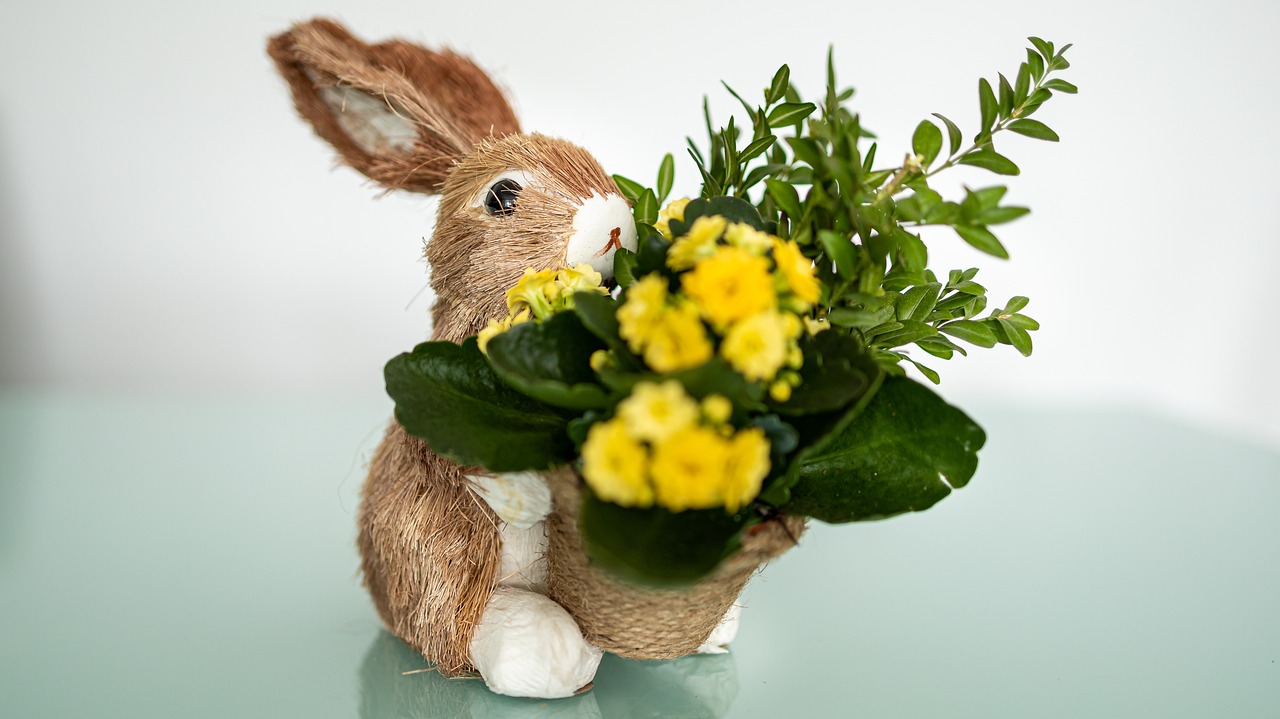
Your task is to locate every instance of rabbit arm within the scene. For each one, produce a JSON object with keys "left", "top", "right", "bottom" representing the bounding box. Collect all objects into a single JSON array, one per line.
[
  {"left": 358, "top": 421, "right": 502, "bottom": 676},
  {"left": 464, "top": 471, "right": 552, "bottom": 529}
]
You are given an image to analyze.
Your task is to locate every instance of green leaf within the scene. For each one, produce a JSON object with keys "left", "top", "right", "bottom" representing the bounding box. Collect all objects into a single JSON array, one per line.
[
  {"left": 579, "top": 490, "right": 750, "bottom": 587},
  {"left": 486, "top": 312, "right": 610, "bottom": 411},
  {"left": 681, "top": 195, "right": 766, "bottom": 229},
  {"left": 818, "top": 230, "right": 856, "bottom": 277},
  {"left": 1044, "top": 78, "right": 1078, "bottom": 94},
  {"left": 896, "top": 282, "right": 943, "bottom": 322},
  {"left": 976, "top": 206, "right": 1030, "bottom": 225},
  {"left": 613, "top": 247, "right": 639, "bottom": 288},
  {"left": 1026, "top": 49, "right": 1045, "bottom": 82},
  {"left": 385, "top": 338, "right": 575, "bottom": 472},
  {"left": 1028, "top": 36, "right": 1055, "bottom": 61},
  {"left": 767, "top": 64, "right": 791, "bottom": 105},
  {"left": 912, "top": 120, "right": 944, "bottom": 167},
  {"left": 872, "top": 319, "right": 938, "bottom": 348},
  {"left": 786, "top": 376, "right": 986, "bottom": 522},
  {"left": 906, "top": 357, "right": 940, "bottom": 384},
  {"left": 932, "top": 113, "right": 963, "bottom": 158},
  {"left": 978, "top": 78, "right": 998, "bottom": 131},
  {"left": 998, "top": 73, "right": 1014, "bottom": 118},
  {"left": 1014, "top": 63, "right": 1031, "bottom": 105},
  {"left": 1005, "top": 295, "right": 1030, "bottom": 313},
  {"left": 997, "top": 317, "right": 1034, "bottom": 356},
  {"left": 771, "top": 330, "right": 879, "bottom": 415},
  {"left": 739, "top": 135, "right": 777, "bottom": 164},
  {"left": 954, "top": 225, "right": 1010, "bottom": 259},
  {"left": 958, "top": 150, "right": 1021, "bottom": 175},
  {"left": 767, "top": 102, "right": 817, "bottom": 127},
  {"left": 656, "top": 154, "right": 674, "bottom": 205},
  {"left": 612, "top": 174, "right": 645, "bottom": 205},
  {"left": 939, "top": 319, "right": 998, "bottom": 348},
  {"left": 634, "top": 188, "right": 658, "bottom": 225},
  {"left": 764, "top": 179, "right": 802, "bottom": 220},
  {"left": 1008, "top": 119, "right": 1060, "bottom": 141}
]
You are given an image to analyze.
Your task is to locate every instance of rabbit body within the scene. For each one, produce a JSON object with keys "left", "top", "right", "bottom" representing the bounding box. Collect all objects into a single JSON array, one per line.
[{"left": 269, "top": 19, "right": 738, "bottom": 699}]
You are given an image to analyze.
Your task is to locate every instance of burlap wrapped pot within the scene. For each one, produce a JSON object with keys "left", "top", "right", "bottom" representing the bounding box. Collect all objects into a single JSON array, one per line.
[{"left": 543, "top": 466, "right": 807, "bottom": 659}]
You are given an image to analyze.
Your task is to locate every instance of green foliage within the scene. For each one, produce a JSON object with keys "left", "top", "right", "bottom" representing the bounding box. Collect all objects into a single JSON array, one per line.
[
  {"left": 579, "top": 489, "right": 751, "bottom": 587},
  {"left": 384, "top": 338, "right": 577, "bottom": 471},
  {"left": 486, "top": 312, "right": 610, "bottom": 410},
  {"left": 616, "top": 38, "right": 1075, "bottom": 385},
  {"left": 786, "top": 375, "right": 986, "bottom": 522}
]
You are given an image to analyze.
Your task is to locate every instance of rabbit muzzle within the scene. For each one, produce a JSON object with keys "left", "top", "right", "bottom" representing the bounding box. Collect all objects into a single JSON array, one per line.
[{"left": 563, "top": 193, "right": 638, "bottom": 279}]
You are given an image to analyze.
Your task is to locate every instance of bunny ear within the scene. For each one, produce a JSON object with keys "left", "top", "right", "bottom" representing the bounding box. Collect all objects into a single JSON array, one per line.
[{"left": 267, "top": 18, "right": 521, "bottom": 194}]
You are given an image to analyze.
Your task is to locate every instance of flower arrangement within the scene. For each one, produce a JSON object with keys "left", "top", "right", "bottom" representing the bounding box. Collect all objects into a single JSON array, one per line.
[{"left": 386, "top": 37, "right": 1074, "bottom": 586}]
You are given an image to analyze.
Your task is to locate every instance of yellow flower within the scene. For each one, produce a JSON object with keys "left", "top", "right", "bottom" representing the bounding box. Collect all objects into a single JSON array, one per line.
[
  {"left": 768, "top": 380, "right": 792, "bottom": 402},
  {"left": 654, "top": 197, "right": 691, "bottom": 239},
  {"left": 803, "top": 316, "right": 830, "bottom": 336},
  {"left": 477, "top": 309, "right": 531, "bottom": 355},
  {"left": 681, "top": 247, "right": 776, "bottom": 328},
  {"left": 582, "top": 419, "right": 653, "bottom": 508},
  {"left": 617, "top": 274, "right": 669, "bottom": 353},
  {"left": 505, "top": 268, "right": 558, "bottom": 318},
  {"left": 643, "top": 303, "right": 713, "bottom": 373},
  {"left": 724, "top": 222, "right": 774, "bottom": 255},
  {"left": 772, "top": 238, "right": 820, "bottom": 305},
  {"left": 700, "top": 394, "right": 733, "bottom": 425},
  {"left": 723, "top": 428, "right": 770, "bottom": 512},
  {"left": 555, "top": 263, "right": 609, "bottom": 304},
  {"left": 721, "top": 310, "right": 791, "bottom": 381},
  {"left": 616, "top": 380, "right": 700, "bottom": 444},
  {"left": 651, "top": 426, "right": 731, "bottom": 512},
  {"left": 667, "top": 215, "right": 727, "bottom": 270}
]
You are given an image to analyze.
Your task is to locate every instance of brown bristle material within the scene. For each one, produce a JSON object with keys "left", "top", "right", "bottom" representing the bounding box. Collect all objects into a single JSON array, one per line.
[{"left": 267, "top": 18, "right": 520, "bottom": 194}]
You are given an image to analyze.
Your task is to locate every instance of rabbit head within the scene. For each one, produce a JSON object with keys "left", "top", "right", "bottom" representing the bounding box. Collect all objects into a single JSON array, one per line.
[{"left": 268, "top": 19, "right": 637, "bottom": 342}]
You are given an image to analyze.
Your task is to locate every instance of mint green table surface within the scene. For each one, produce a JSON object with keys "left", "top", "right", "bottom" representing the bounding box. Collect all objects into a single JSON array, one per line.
[{"left": 1, "top": 390, "right": 1277, "bottom": 717}]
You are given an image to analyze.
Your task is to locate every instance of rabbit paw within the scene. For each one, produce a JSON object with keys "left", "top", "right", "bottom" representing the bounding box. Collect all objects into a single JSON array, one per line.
[{"left": 470, "top": 587, "right": 602, "bottom": 698}]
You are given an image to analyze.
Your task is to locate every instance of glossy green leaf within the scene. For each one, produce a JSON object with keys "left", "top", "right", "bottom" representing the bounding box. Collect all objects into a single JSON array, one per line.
[
  {"left": 771, "top": 330, "right": 879, "bottom": 415},
  {"left": 997, "top": 317, "right": 1034, "bottom": 356},
  {"left": 767, "top": 64, "right": 791, "bottom": 105},
  {"left": 896, "top": 282, "right": 943, "bottom": 322},
  {"left": 656, "top": 154, "right": 675, "bottom": 204},
  {"left": 932, "top": 113, "right": 963, "bottom": 158},
  {"left": 818, "top": 230, "right": 856, "bottom": 277},
  {"left": 579, "top": 490, "right": 750, "bottom": 587},
  {"left": 612, "top": 174, "right": 645, "bottom": 205},
  {"left": 739, "top": 135, "right": 778, "bottom": 163},
  {"left": 634, "top": 188, "right": 658, "bottom": 225},
  {"left": 1008, "top": 119, "right": 1060, "bottom": 141},
  {"left": 912, "top": 120, "right": 944, "bottom": 167},
  {"left": 939, "top": 319, "right": 998, "bottom": 347},
  {"left": 1044, "top": 78, "right": 1079, "bottom": 94},
  {"left": 978, "top": 78, "right": 998, "bottom": 131},
  {"left": 385, "top": 338, "right": 575, "bottom": 472},
  {"left": 958, "top": 150, "right": 1021, "bottom": 175},
  {"left": 767, "top": 102, "right": 817, "bottom": 127},
  {"left": 486, "top": 312, "right": 609, "bottom": 411},
  {"left": 954, "top": 225, "right": 1010, "bottom": 258},
  {"left": 786, "top": 376, "right": 986, "bottom": 522}
]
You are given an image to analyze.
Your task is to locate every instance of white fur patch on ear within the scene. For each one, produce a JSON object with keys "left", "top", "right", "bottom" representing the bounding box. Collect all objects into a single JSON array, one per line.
[
  {"left": 315, "top": 83, "right": 418, "bottom": 155},
  {"left": 566, "top": 194, "right": 639, "bottom": 278}
]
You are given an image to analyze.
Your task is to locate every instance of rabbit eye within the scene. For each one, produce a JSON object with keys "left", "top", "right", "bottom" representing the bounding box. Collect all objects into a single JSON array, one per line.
[{"left": 484, "top": 179, "right": 522, "bottom": 217}]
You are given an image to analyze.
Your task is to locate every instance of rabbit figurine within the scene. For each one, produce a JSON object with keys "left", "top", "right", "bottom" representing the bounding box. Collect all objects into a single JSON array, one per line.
[{"left": 267, "top": 19, "right": 740, "bottom": 698}]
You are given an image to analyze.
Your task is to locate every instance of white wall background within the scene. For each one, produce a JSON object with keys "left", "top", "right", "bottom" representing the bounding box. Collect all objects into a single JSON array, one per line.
[{"left": 1, "top": 0, "right": 1277, "bottom": 445}]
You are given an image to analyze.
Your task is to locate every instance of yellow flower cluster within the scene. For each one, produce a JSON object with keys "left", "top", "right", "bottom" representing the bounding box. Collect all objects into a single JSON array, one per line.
[
  {"left": 478, "top": 263, "right": 609, "bottom": 354},
  {"left": 581, "top": 381, "right": 770, "bottom": 513},
  {"left": 615, "top": 200, "right": 821, "bottom": 391}
]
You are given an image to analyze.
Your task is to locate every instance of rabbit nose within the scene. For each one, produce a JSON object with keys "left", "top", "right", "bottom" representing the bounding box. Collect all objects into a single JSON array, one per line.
[{"left": 564, "top": 194, "right": 638, "bottom": 278}]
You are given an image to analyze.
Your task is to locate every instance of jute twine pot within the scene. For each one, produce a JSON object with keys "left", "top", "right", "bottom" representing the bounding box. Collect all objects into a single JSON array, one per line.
[{"left": 543, "top": 467, "right": 807, "bottom": 659}]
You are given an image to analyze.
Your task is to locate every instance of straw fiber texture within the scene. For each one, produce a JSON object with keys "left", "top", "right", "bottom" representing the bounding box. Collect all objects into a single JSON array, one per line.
[{"left": 544, "top": 468, "right": 807, "bottom": 659}]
